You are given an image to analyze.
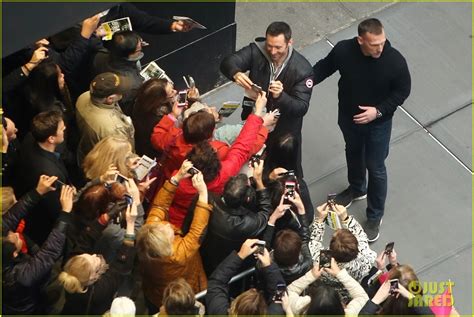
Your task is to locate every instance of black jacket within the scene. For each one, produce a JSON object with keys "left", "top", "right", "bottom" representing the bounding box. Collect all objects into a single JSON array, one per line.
[
  {"left": 313, "top": 37, "right": 411, "bottom": 124},
  {"left": 2, "top": 190, "right": 71, "bottom": 315},
  {"left": 200, "top": 189, "right": 273, "bottom": 276},
  {"left": 263, "top": 212, "right": 312, "bottom": 284},
  {"left": 205, "top": 251, "right": 285, "bottom": 315},
  {"left": 220, "top": 38, "right": 314, "bottom": 177},
  {"left": 61, "top": 220, "right": 136, "bottom": 315},
  {"left": 14, "top": 134, "right": 70, "bottom": 246}
]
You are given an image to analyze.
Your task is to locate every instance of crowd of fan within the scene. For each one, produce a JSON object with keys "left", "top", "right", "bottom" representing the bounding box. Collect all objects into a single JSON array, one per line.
[{"left": 1, "top": 3, "right": 458, "bottom": 316}]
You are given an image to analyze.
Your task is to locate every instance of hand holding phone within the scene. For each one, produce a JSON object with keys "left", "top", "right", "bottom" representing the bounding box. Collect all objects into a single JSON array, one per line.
[
  {"left": 254, "top": 240, "right": 266, "bottom": 255},
  {"left": 177, "top": 90, "right": 188, "bottom": 107},
  {"left": 385, "top": 242, "right": 395, "bottom": 255},
  {"left": 319, "top": 250, "right": 332, "bottom": 268},
  {"left": 251, "top": 83, "right": 263, "bottom": 94},
  {"left": 389, "top": 279, "right": 399, "bottom": 295},
  {"left": 273, "top": 283, "right": 287, "bottom": 302}
]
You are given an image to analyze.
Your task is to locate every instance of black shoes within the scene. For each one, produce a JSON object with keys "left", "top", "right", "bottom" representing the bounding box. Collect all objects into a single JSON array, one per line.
[
  {"left": 334, "top": 187, "right": 367, "bottom": 208},
  {"left": 364, "top": 218, "right": 382, "bottom": 243}
]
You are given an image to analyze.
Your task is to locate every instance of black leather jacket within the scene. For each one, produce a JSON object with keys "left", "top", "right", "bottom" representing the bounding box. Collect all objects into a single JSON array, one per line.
[
  {"left": 2, "top": 190, "right": 71, "bottom": 315},
  {"left": 201, "top": 188, "right": 273, "bottom": 276}
]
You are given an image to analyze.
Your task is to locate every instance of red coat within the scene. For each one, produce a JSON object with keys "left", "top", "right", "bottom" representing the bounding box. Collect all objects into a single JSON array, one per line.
[
  {"left": 150, "top": 114, "right": 229, "bottom": 180},
  {"left": 156, "top": 114, "right": 265, "bottom": 227}
]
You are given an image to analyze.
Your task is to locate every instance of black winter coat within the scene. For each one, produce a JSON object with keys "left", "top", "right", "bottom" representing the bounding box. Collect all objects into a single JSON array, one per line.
[
  {"left": 263, "top": 212, "right": 313, "bottom": 284},
  {"left": 200, "top": 189, "right": 273, "bottom": 276},
  {"left": 2, "top": 190, "right": 71, "bottom": 315},
  {"left": 220, "top": 38, "right": 314, "bottom": 177}
]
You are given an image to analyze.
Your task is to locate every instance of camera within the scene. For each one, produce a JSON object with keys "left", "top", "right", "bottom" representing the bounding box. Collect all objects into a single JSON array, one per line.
[
  {"left": 273, "top": 283, "right": 286, "bottom": 302},
  {"left": 188, "top": 166, "right": 200, "bottom": 176},
  {"left": 385, "top": 242, "right": 395, "bottom": 255},
  {"left": 254, "top": 240, "right": 266, "bottom": 255},
  {"left": 319, "top": 250, "right": 332, "bottom": 268}
]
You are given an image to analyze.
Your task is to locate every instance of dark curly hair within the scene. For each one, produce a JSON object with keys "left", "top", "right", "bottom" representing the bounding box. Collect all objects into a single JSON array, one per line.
[{"left": 185, "top": 141, "right": 221, "bottom": 183}]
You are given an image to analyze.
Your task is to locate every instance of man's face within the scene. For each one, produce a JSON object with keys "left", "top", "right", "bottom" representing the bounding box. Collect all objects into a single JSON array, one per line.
[
  {"left": 357, "top": 30, "right": 386, "bottom": 59},
  {"left": 53, "top": 120, "right": 66, "bottom": 145},
  {"left": 265, "top": 34, "right": 291, "bottom": 65}
]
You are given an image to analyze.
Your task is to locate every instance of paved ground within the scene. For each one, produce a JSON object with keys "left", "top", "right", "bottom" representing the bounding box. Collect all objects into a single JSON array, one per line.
[{"left": 203, "top": 2, "right": 472, "bottom": 314}]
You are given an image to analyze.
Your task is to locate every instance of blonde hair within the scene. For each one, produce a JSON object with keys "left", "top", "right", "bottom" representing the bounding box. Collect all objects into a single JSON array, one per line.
[
  {"left": 58, "top": 255, "right": 93, "bottom": 293},
  {"left": 162, "top": 278, "right": 196, "bottom": 315},
  {"left": 83, "top": 136, "right": 133, "bottom": 180},
  {"left": 1, "top": 187, "right": 16, "bottom": 214},
  {"left": 136, "top": 223, "right": 173, "bottom": 260},
  {"left": 229, "top": 288, "right": 267, "bottom": 316}
]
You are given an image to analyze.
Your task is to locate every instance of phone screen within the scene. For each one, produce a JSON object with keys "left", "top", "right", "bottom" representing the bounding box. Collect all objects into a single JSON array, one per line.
[
  {"left": 178, "top": 90, "right": 187, "bottom": 105},
  {"left": 385, "top": 242, "right": 395, "bottom": 254},
  {"left": 274, "top": 284, "right": 286, "bottom": 302},
  {"left": 389, "top": 279, "right": 399, "bottom": 294},
  {"left": 319, "top": 250, "right": 332, "bottom": 268}
]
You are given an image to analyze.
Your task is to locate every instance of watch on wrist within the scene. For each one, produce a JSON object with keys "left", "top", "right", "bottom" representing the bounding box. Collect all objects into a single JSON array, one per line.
[{"left": 376, "top": 109, "right": 383, "bottom": 118}]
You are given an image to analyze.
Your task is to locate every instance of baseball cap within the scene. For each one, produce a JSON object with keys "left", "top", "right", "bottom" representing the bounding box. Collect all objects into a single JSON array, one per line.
[{"left": 90, "top": 72, "right": 130, "bottom": 98}]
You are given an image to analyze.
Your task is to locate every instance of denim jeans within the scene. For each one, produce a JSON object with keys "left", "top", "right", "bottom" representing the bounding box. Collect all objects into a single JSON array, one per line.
[{"left": 338, "top": 118, "right": 392, "bottom": 221}]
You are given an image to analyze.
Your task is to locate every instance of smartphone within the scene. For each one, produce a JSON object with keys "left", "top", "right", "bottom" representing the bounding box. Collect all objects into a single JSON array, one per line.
[
  {"left": 319, "top": 250, "right": 332, "bottom": 268},
  {"left": 133, "top": 155, "right": 157, "bottom": 181},
  {"left": 53, "top": 179, "right": 66, "bottom": 190},
  {"left": 123, "top": 193, "right": 133, "bottom": 206},
  {"left": 177, "top": 90, "right": 187, "bottom": 107},
  {"left": 389, "top": 279, "right": 399, "bottom": 294},
  {"left": 188, "top": 76, "right": 195, "bottom": 88},
  {"left": 278, "top": 170, "right": 295, "bottom": 177},
  {"left": 254, "top": 240, "right": 266, "bottom": 255},
  {"left": 114, "top": 173, "right": 128, "bottom": 184},
  {"left": 327, "top": 193, "right": 337, "bottom": 208},
  {"left": 385, "top": 242, "right": 395, "bottom": 255},
  {"left": 188, "top": 166, "right": 200, "bottom": 176},
  {"left": 273, "top": 283, "right": 286, "bottom": 302},
  {"left": 251, "top": 83, "right": 263, "bottom": 94},
  {"left": 284, "top": 181, "right": 296, "bottom": 201}
]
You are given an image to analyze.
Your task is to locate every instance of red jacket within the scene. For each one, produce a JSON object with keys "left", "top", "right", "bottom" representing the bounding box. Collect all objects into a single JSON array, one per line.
[
  {"left": 159, "top": 114, "right": 265, "bottom": 227},
  {"left": 150, "top": 114, "right": 268, "bottom": 181}
]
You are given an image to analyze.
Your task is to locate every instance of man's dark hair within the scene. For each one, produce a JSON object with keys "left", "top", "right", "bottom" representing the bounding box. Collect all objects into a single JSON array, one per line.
[
  {"left": 185, "top": 141, "right": 221, "bottom": 183},
  {"left": 305, "top": 284, "right": 345, "bottom": 315},
  {"left": 329, "top": 229, "right": 359, "bottom": 263},
  {"left": 358, "top": 18, "right": 384, "bottom": 36},
  {"left": 273, "top": 229, "right": 302, "bottom": 267},
  {"left": 182, "top": 111, "right": 215, "bottom": 144},
  {"left": 110, "top": 30, "right": 141, "bottom": 58},
  {"left": 223, "top": 174, "right": 250, "bottom": 208},
  {"left": 31, "top": 110, "right": 63, "bottom": 143},
  {"left": 266, "top": 21, "right": 292, "bottom": 42}
]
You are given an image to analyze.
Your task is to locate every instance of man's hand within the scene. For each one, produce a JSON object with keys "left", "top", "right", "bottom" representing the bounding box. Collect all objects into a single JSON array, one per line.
[
  {"left": 237, "top": 239, "right": 259, "bottom": 259},
  {"left": 332, "top": 203, "right": 348, "bottom": 221},
  {"left": 171, "top": 20, "right": 192, "bottom": 32},
  {"left": 81, "top": 14, "right": 100, "bottom": 39},
  {"left": 233, "top": 72, "right": 253, "bottom": 90},
  {"left": 323, "top": 257, "right": 341, "bottom": 276},
  {"left": 256, "top": 247, "right": 271, "bottom": 268},
  {"left": 269, "top": 80, "right": 284, "bottom": 99},
  {"left": 36, "top": 175, "right": 58, "bottom": 195},
  {"left": 288, "top": 191, "right": 305, "bottom": 215},
  {"left": 174, "top": 159, "right": 194, "bottom": 182},
  {"left": 254, "top": 91, "right": 268, "bottom": 117},
  {"left": 353, "top": 105, "right": 377, "bottom": 124},
  {"left": 24, "top": 46, "right": 48, "bottom": 73},
  {"left": 60, "top": 185, "right": 75, "bottom": 213},
  {"left": 316, "top": 203, "right": 329, "bottom": 223}
]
